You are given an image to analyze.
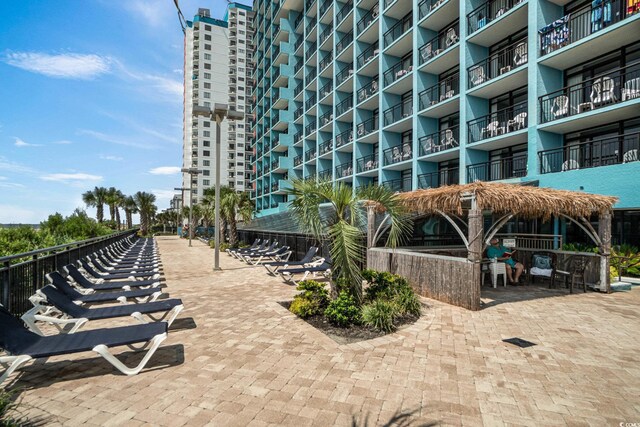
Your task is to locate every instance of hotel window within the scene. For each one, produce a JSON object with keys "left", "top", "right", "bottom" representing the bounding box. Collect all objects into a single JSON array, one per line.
[
  {"left": 205, "top": 44, "right": 211, "bottom": 50},
  {"left": 204, "top": 82, "right": 211, "bottom": 89},
  {"left": 204, "top": 53, "right": 211, "bottom": 60},
  {"left": 203, "top": 179, "right": 210, "bottom": 186},
  {"left": 205, "top": 25, "right": 211, "bottom": 31},
  {"left": 203, "top": 92, "right": 210, "bottom": 99},
  {"left": 203, "top": 150, "right": 210, "bottom": 157},
  {"left": 203, "top": 121, "right": 210, "bottom": 127},
  {"left": 203, "top": 160, "right": 210, "bottom": 166},
  {"left": 203, "top": 141, "right": 210, "bottom": 147},
  {"left": 203, "top": 131, "right": 210, "bottom": 137},
  {"left": 205, "top": 35, "right": 211, "bottom": 41},
  {"left": 204, "top": 63, "right": 211, "bottom": 70},
  {"left": 204, "top": 72, "right": 211, "bottom": 79},
  {"left": 204, "top": 101, "right": 210, "bottom": 108},
  {"left": 203, "top": 170, "right": 210, "bottom": 176}
]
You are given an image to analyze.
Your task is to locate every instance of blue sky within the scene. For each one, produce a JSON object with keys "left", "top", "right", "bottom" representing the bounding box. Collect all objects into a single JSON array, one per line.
[{"left": 0, "top": 0, "right": 249, "bottom": 224}]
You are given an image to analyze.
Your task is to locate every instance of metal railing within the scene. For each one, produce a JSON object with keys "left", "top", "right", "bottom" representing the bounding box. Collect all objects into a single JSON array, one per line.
[
  {"left": 494, "top": 233, "right": 563, "bottom": 250},
  {"left": 319, "top": 80, "right": 333, "bottom": 99},
  {"left": 419, "top": 73, "right": 459, "bottom": 110},
  {"left": 305, "top": 67, "right": 317, "bottom": 85},
  {"left": 319, "top": 24, "right": 333, "bottom": 46},
  {"left": 384, "top": 142, "right": 413, "bottom": 165},
  {"left": 335, "top": 129, "right": 353, "bottom": 147},
  {"left": 384, "top": 57, "right": 413, "bottom": 86},
  {"left": 384, "top": 99, "right": 413, "bottom": 126},
  {"left": 419, "top": 126, "right": 460, "bottom": 156},
  {"left": 336, "top": 29, "right": 354, "bottom": 55},
  {"left": 467, "top": 0, "right": 524, "bottom": 34},
  {"left": 319, "top": 0, "right": 332, "bottom": 17},
  {"left": 237, "top": 229, "right": 328, "bottom": 262},
  {"left": 305, "top": 92, "right": 317, "bottom": 110},
  {"left": 336, "top": 0, "right": 354, "bottom": 25},
  {"left": 419, "top": 22, "right": 459, "bottom": 64},
  {"left": 384, "top": 12, "right": 413, "bottom": 48},
  {"left": 335, "top": 161, "right": 354, "bottom": 178},
  {"left": 539, "top": 0, "right": 626, "bottom": 56},
  {"left": 305, "top": 41, "right": 317, "bottom": 61},
  {"left": 319, "top": 169, "right": 332, "bottom": 180},
  {"left": 294, "top": 105, "right": 303, "bottom": 121},
  {"left": 305, "top": 120, "right": 317, "bottom": 135},
  {"left": 319, "top": 51, "right": 333, "bottom": 72},
  {"left": 294, "top": 155, "right": 303, "bottom": 166},
  {"left": 539, "top": 63, "right": 640, "bottom": 124},
  {"left": 335, "top": 97, "right": 353, "bottom": 117},
  {"left": 319, "top": 139, "right": 333, "bottom": 156},
  {"left": 294, "top": 132, "right": 303, "bottom": 145},
  {"left": 419, "top": 0, "right": 449, "bottom": 19},
  {"left": 466, "top": 153, "right": 528, "bottom": 182},
  {"left": 357, "top": 153, "right": 379, "bottom": 173},
  {"left": 1, "top": 230, "right": 138, "bottom": 315},
  {"left": 418, "top": 167, "right": 459, "bottom": 188},
  {"left": 468, "top": 101, "right": 528, "bottom": 143},
  {"left": 294, "top": 81, "right": 303, "bottom": 97},
  {"left": 319, "top": 110, "right": 333, "bottom": 127},
  {"left": 357, "top": 4, "right": 380, "bottom": 34},
  {"left": 305, "top": 147, "right": 317, "bottom": 161},
  {"left": 357, "top": 78, "right": 379, "bottom": 104},
  {"left": 382, "top": 177, "right": 412, "bottom": 192},
  {"left": 336, "top": 63, "right": 354, "bottom": 86},
  {"left": 357, "top": 42, "right": 379, "bottom": 69},
  {"left": 356, "top": 116, "right": 379, "bottom": 139},
  {"left": 468, "top": 39, "right": 527, "bottom": 88},
  {"left": 539, "top": 131, "right": 640, "bottom": 174}
]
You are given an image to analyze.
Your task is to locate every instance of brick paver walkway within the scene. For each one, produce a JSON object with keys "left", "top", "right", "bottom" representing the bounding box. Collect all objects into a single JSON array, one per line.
[{"left": 9, "top": 236, "right": 640, "bottom": 426}]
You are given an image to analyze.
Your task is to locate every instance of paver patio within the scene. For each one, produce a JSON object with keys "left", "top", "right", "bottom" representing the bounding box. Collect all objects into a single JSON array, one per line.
[{"left": 8, "top": 236, "right": 640, "bottom": 426}]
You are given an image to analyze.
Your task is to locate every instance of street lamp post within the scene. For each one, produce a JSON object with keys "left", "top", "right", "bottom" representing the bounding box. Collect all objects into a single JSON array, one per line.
[
  {"left": 174, "top": 186, "right": 190, "bottom": 243},
  {"left": 179, "top": 169, "right": 202, "bottom": 247},
  {"left": 193, "top": 103, "right": 244, "bottom": 271},
  {"left": 172, "top": 195, "right": 182, "bottom": 236}
]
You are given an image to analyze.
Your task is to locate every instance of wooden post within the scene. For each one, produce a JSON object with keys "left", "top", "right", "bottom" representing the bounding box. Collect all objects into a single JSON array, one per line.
[
  {"left": 598, "top": 212, "right": 612, "bottom": 293},
  {"left": 467, "top": 207, "right": 483, "bottom": 310},
  {"left": 366, "top": 205, "right": 375, "bottom": 249}
]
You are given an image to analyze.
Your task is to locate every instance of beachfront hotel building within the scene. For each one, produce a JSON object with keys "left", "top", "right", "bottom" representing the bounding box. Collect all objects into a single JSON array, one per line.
[
  {"left": 182, "top": 4, "right": 254, "bottom": 205},
  {"left": 249, "top": 0, "right": 640, "bottom": 244}
]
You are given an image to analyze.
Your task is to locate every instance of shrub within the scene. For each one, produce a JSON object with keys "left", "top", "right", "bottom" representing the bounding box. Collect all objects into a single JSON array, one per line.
[
  {"left": 325, "top": 291, "right": 361, "bottom": 327},
  {"left": 289, "top": 296, "right": 317, "bottom": 318},
  {"left": 393, "top": 287, "right": 421, "bottom": 317},
  {"left": 364, "top": 270, "right": 412, "bottom": 302},
  {"left": 362, "top": 299, "right": 396, "bottom": 332},
  {"left": 209, "top": 241, "right": 231, "bottom": 252},
  {"left": 289, "top": 280, "right": 330, "bottom": 318}
]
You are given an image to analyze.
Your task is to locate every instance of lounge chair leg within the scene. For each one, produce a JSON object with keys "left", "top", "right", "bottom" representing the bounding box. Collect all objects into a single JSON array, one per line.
[
  {"left": 92, "top": 333, "right": 167, "bottom": 376},
  {"left": 0, "top": 355, "right": 33, "bottom": 386}
]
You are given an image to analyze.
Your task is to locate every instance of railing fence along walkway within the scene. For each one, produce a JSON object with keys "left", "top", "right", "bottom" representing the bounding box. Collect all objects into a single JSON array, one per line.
[{"left": 0, "top": 229, "right": 138, "bottom": 315}]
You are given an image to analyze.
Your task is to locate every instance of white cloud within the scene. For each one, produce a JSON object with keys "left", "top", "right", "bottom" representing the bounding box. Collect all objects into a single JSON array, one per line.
[
  {"left": 41, "top": 173, "right": 103, "bottom": 182},
  {"left": 100, "top": 154, "right": 123, "bottom": 161},
  {"left": 4, "top": 52, "right": 112, "bottom": 79},
  {"left": 0, "top": 156, "right": 35, "bottom": 175},
  {"left": 0, "top": 204, "right": 47, "bottom": 224},
  {"left": 149, "top": 166, "right": 181, "bottom": 175},
  {"left": 53, "top": 140, "right": 72, "bottom": 145},
  {"left": 77, "top": 129, "right": 155, "bottom": 150},
  {"left": 124, "top": 0, "right": 169, "bottom": 27},
  {"left": 152, "top": 189, "right": 177, "bottom": 202},
  {"left": 14, "top": 137, "right": 41, "bottom": 147}
]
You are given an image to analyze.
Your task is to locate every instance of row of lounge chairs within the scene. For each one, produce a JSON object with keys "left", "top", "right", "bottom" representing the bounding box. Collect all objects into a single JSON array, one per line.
[
  {"left": 1, "top": 237, "right": 182, "bottom": 386},
  {"left": 227, "top": 239, "right": 332, "bottom": 285}
]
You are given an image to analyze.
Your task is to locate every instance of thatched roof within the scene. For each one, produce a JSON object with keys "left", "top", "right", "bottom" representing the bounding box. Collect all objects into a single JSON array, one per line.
[{"left": 397, "top": 182, "right": 617, "bottom": 220}]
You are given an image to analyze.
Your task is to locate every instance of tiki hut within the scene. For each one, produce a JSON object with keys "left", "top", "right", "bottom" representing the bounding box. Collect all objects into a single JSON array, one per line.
[{"left": 366, "top": 182, "right": 618, "bottom": 310}]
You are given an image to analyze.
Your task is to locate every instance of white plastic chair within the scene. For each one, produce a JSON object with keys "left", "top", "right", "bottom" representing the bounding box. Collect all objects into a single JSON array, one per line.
[
  {"left": 622, "top": 77, "right": 640, "bottom": 101},
  {"left": 561, "top": 159, "right": 580, "bottom": 171},
  {"left": 482, "top": 259, "right": 507, "bottom": 288},
  {"left": 513, "top": 42, "right": 528, "bottom": 66},
  {"left": 552, "top": 95, "right": 569, "bottom": 119}
]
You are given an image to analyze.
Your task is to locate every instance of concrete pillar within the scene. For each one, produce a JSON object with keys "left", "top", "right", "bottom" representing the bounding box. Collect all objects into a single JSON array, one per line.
[{"left": 598, "top": 212, "right": 612, "bottom": 293}]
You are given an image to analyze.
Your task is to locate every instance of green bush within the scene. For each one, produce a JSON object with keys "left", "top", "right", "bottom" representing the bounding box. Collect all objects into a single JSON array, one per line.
[
  {"left": 209, "top": 240, "right": 231, "bottom": 252},
  {"left": 362, "top": 299, "right": 397, "bottom": 332},
  {"left": 324, "top": 291, "right": 361, "bottom": 327},
  {"left": 393, "top": 287, "right": 421, "bottom": 317},
  {"left": 363, "top": 269, "right": 412, "bottom": 302},
  {"left": 289, "top": 296, "right": 317, "bottom": 318},
  {"left": 288, "top": 280, "right": 329, "bottom": 318}
]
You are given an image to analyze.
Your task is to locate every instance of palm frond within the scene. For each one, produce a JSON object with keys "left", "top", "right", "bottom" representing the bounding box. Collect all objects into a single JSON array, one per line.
[
  {"left": 329, "top": 219, "right": 364, "bottom": 302},
  {"left": 285, "top": 178, "right": 326, "bottom": 240},
  {"left": 357, "top": 185, "right": 413, "bottom": 248}
]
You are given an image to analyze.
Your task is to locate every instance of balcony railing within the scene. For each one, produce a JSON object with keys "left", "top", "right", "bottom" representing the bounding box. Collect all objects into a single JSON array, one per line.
[
  {"left": 467, "top": 154, "right": 528, "bottom": 182},
  {"left": 319, "top": 52, "right": 333, "bottom": 72},
  {"left": 419, "top": 126, "right": 460, "bottom": 156},
  {"left": 419, "top": 22, "right": 459, "bottom": 64},
  {"left": 539, "top": 0, "right": 628, "bottom": 56},
  {"left": 356, "top": 116, "right": 379, "bottom": 139},
  {"left": 418, "top": 167, "right": 459, "bottom": 188},
  {"left": 305, "top": 120, "right": 317, "bottom": 135},
  {"left": 294, "top": 106, "right": 303, "bottom": 121},
  {"left": 305, "top": 147, "right": 317, "bottom": 161},
  {"left": 319, "top": 81, "right": 333, "bottom": 99},
  {"left": 305, "top": 67, "right": 317, "bottom": 85},
  {"left": 294, "top": 132, "right": 303, "bottom": 145},
  {"left": 468, "top": 39, "right": 527, "bottom": 89},
  {"left": 384, "top": 142, "right": 413, "bottom": 165},
  {"left": 539, "top": 131, "right": 640, "bottom": 174},
  {"left": 307, "top": 19, "right": 317, "bottom": 36},
  {"left": 419, "top": 0, "right": 448, "bottom": 20},
  {"left": 335, "top": 97, "right": 353, "bottom": 117},
  {"left": 357, "top": 4, "right": 380, "bottom": 34},
  {"left": 335, "top": 161, "right": 354, "bottom": 178},
  {"left": 319, "top": 25, "right": 333, "bottom": 46},
  {"left": 539, "top": 63, "right": 640, "bottom": 124},
  {"left": 382, "top": 177, "right": 412, "bottom": 193},
  {"left": 318, "top": 139, "right": 333, "bottom": 156},
  {"left": 468, "top": 101, "right": 527, "bottom": 143},
  {"left": 335, "top": 129, "right": 353, "bottom": 148},
  {"left": 336, "top": 63, "right": 354, "bottom": 86},
  {"left": 336, "top": 30, "right": 354, "bottom": 55},
  {"left": 356, "top": 153, "right": 379, "bottom": 173},
  {"left": 357, "top": 78, "right": 379, "bottom": 104},
  {"left": 357, "top": 42, "right": 380, "bottom": 69},
  {"left": 319, "top": 0, "right": 332, "bottom": 17},
  {"left": 384, "top": 58, "right": 413, "bottom": 86},
  {"left": 294, "top": 14, "right": 304, "bottom": 31},
  {"left": 336, "top": 0, "right": 354, "bottom": 25},
  {"left": 383, "top": 12, "right": 413, "bottom": 48},
  {"left": 294, "top": 155, "right": 303, "bottom": 166},
  {"left": 306, "top": 41, "right": 317, "bottom": 61},
  {"left": 319, "top": 169, "right": 332, "bottom": 180},
  {"left": 419, "top": 74, "right": 459, "bottom": 110},
  {"left": 294, "top": 82, "right": 303, "bottom": 97},
  {"left": 384, "top": 99, "right": 413, "bottom": 126},
  {"left": 319, "top": 110, "right": 333, "bottom": 127},
  {"left": 467, "top": 0, "right": 524, "bottom": 35},
  {"left": 305, "top": 92, "right": 317, "bottom": 110}
]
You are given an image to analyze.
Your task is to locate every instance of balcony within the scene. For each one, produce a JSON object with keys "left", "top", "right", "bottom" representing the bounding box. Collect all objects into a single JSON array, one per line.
[
  {"left": 318, "top": 139, "right": 333, "bottom": 158},
  {"left": 383, "top": 12, "right": 413, "bottom": 56},
  {"left": 468, "top": 101, "right": 528, "bottom": 148},
  {"left": 466, "top": 154, "right": 528, "bottom": 182},
  {"left": 294, "top": 132, "right": 303, "bottom": 146},
  {"left": 539, "top": 63, "right": 640, "bottom": 133},
  {"left": 418, "top": 22, "right": 459, "bottom": 74},
  {"left": 538, "top": 1, "right": 640, "bottom": 70},
  {"left": 357, "top": 4, "right": 380, "bottom": 43},
  {"left": 318, "top": 24, "right": 333, "bottom": 48},
  {"left": 419, "top": 0, "right": 459, "bottom": 31},
  {"left": 336, "top": 30, "right": 354, "bottom": 59},
  {"left": 418, "top": 167, "right": 459, "bottom": 188},
  {"left": 382, "top": 176, "right": 412, "bottom": 193},
  {"left": 467, "top": 39, "right": 528, "bottom": 98},
  {"left": 319, "top": 52, "right": 333, "bottom": 75},
  {"left": 336, "top": 63, "right": 354, "bottom": 88},
  {"left": 335, "top": 97, "right": 353, "bottom": 119},
  {"left": 356, "top": 117, "right": 379, "bottom": 143},
  {"left": 305, "top": 92, "right": 317, "bottom": 111},
  {"left": 383, "top": 58, "right": 413, "bottom": 94},
  {"left": 383, "top": 100, "right": 413, "bottom": 131},
  {"left": 305, "top": 120, "right": 318, "bottom": 137},
  {"left": 356, "top": 153, "right": 379, "bottom": 175},
  {"left": 305, "top": 147, "right": 317, "bottom": 163},
  {"left": 336, "top": 0, "right": 354, "bottom": 30},
  {"left": 419, "top": 126, "right": 460, "bottom": 159},
  {"left": 357, "top": 79, "right": 379, "bottom": 108},
  {"left": 356, "top": 42, "right": 380, "bottom": 73},
  {"left": 305, "top": 41, "right": 317, "bottom": 63},
  {"left": 418, "top": 73, "right": 459, "bottom": 117},
  {"left": 539, "top": 131, "right": 640, "bottom": 174},
  {"left": 384, "top": 143, "right": 413, "bottom": 168},
  {"left": 319, "top": 81, "right": 333, "bottom": 103},
  {"left": 335, "top": 161, "right": 354, "bottom": 179},
  {"left": 335, "top": 129, "right": 354, "bottom": 150},
  {"left": 319, "top": 110, "right": 333, "bottom": 130},
  {"left": 318, "top": 168, "right": 332, "bottom": 181},
  {"left": 294, "top": 155, "right": 303, "bottom": 167},
  {"left": 466, "top": 0, "right": 528, "bottom": 47}
]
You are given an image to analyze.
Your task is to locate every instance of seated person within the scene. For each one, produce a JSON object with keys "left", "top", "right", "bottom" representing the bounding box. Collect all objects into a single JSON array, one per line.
[{"left": 487, "top": 238, "right": 524, "bottom": 284}]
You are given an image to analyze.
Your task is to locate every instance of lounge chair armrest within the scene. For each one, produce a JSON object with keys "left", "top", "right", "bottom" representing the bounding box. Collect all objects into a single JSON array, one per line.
[{"left": 22, "top": 311, "right": 89, "bottom": 335}]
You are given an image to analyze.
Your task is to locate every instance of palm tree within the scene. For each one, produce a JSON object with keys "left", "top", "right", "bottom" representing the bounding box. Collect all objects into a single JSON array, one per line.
[
  {"left": 104, "top": 187, "right": 124, "bottom": 225},
  {"left": 133, "top": 191, "right": 157, "bottom": 236},
  {"left": 202, "top": 187, "right": 234, "bottom": 242},
  {"left": 82, "top": 186, "right": 108, "bottom": 223},
  {"left": 221, "top": 191, "right": 254, "bottom": 247},
  {"left": 122, "top": 196, "right": 138, "bottom": 229},
  {"left": 286, "top": 179, "right": 411, "bottom": 301},
  {"left": 114, "top": 190, "right": 125, "bottom": 229}
]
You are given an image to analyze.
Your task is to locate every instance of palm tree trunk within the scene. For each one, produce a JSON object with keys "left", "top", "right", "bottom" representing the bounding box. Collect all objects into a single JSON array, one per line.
[
  {"left": 229, "top": 217, "right": 238, "bottom": 247},
  {"left": 109, "top": 205, "right": 116, "bottom": 222},
  {"left": 115, "top": 208, "right": 121, "bottom": 230},
  {"left": 219, "top": 217, "right": 227, "bottom": 243},
  {"left": 126, "top": 211, "right": 132, "bottom": 229},
  {"left": 97, "top": 204, "right": 104, "bottom": 223}
]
